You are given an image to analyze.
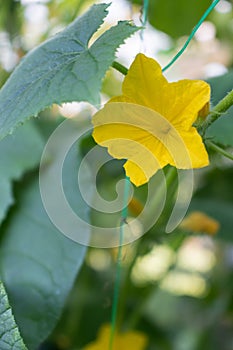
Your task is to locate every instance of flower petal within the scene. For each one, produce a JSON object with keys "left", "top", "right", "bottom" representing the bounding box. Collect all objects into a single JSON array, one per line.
[
  {"left": 118, "top": 54, "right": 210, "bottom": 129},
  {"left": 175, "top": 128, "right": 209, "bottom": 168},
  {"left": 92, "top": 102, "right": 194, "bottom": 186},
  {"left": 165, "top": 79, "right": 211, "bottom": 128},
  {"left": 92, "top": 54, "right": 211, "bottom": 186},
  {"left": 122, "top": 53, "right": 169, "bottom": 114}
]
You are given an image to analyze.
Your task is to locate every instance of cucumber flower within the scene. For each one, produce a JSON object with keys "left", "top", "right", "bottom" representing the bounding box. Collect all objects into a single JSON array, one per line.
[{"left": 92, "top": 54, "right": 210, "bottom": 186}]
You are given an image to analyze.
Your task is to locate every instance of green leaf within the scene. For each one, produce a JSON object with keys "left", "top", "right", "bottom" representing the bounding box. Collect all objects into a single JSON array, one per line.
[
  {"left": 0, "top": 122, "right": 92, "bottom": 349},
  {"left": 129, "top": 0, "right": 212, "bottom": 38},
  {"left": 0, "top": 3, "right": 138, "bottom": 140},
  {"left": 208, "top": 71, "right": 233, "bottom": 105},
  {"left": 206, "top": 71, "right": 233, "bottom": 146},
  {"left": 0, "top": 121, "right": 44, "bottom": 225},
  {"left": 0, "top": 281, "right": 27, "bottom": 350}
]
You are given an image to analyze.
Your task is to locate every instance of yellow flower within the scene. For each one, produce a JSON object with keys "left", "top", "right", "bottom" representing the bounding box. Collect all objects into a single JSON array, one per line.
[
  {"left": 83, "top": 324, "right": 148, "bottom": 350},
  {"left": 180, "top": 211, "right": 220, "bottom": 235},
  {"left": 92, "top": 54, "right": 210, "bottom": 186}
]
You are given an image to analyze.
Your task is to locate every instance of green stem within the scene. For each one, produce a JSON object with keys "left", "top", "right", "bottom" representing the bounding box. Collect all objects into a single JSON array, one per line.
[
  {"left": 201, "top": 89, "right": 233, "bottom": 135},
  {"left": 165, "top": 166, "right": 177, "bottom": 189},
  {"left": 112, "top": 61, "right": 128, "bottom": 76},
  {"left": 206, "top": 140, "right": 233, "bottom": 161}
]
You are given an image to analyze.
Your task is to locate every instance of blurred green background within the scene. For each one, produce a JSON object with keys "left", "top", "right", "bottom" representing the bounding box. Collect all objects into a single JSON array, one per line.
[{"left": 0, "top": 1, "right": 233, "bottom": 349}]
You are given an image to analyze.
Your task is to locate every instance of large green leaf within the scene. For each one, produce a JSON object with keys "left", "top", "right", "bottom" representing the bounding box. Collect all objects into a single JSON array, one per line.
[
  {"left": 0, "top": 122, "right": 92, "bottom": 349},
  {"left": 0, "top": 281, "right": 27, "bottom": 350},
  {"left": 0, "top": 3, "right": 138, "bottom": 140},
  {"left": 130, "top": 0, "right": 212, "bottom": 38},
  {"left": 206, "top": 71, "right": 233, "bottom": 146},
  {"left": 0, "top": 121, "right": 44, "bottom": 225}
]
